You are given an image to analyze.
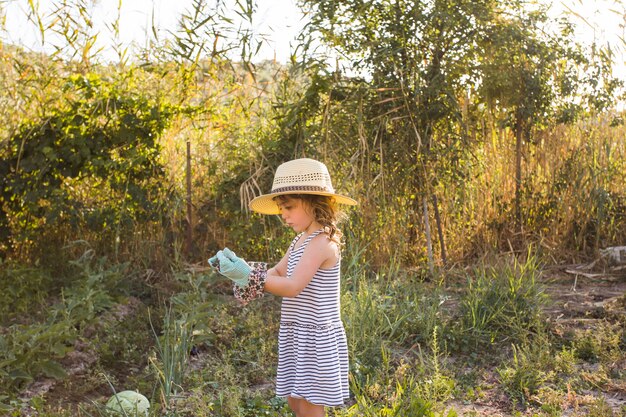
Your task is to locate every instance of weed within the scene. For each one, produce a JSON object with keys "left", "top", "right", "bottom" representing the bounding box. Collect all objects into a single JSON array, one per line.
[
  {"left": 149, "top": 305, "right": 193, "bottom": 410},
  {"left": 0, "top": 319, "right": 76, "bottom": 391},
  {"left": 534, "top": 386, "right": 565, "bottom": 416},
  {"left": 96, "top": 303, "right": 154, "bottom": 385},
  {"left": 344, "top": 373, "right": 457, "bottom": 417},
  {"left": 413, "top": 326, "right": 456, "bottom": 403},
  {"left": 587, "top": 396, "right": 615, "bottom": 417},
  {"left": 554, "top": 346, "right": 577, "bottom": 376},
  {"left": 0, "top": 262, "right": 52, "bottom": 324},
  {"left": 498, "top": 343, "right": 554, "bottom": 409},
  {"left": 342, "top": 264, "right": 444, "bottom": 383},
  {"left": 571, "top": 322, "right": 623, "bottom": 364},
  {"left": 455, "top": 249, "right": 547, "bottom": 350}
]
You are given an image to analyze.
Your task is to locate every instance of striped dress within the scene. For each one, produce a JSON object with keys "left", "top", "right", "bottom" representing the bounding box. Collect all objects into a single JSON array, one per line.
[{"left": 275, "top": 229, "right": 350, "bottom": 406}]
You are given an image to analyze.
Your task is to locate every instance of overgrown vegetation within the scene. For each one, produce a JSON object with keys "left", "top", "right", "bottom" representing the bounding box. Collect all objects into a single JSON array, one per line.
[{"left": 1, "top": 0, "right": 625, "bottom": 415}]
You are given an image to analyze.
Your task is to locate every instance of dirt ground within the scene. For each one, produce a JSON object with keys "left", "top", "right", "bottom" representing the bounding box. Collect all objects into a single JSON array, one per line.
[{"left": 450, "top": 260, "right": 626, "bottom": 417}]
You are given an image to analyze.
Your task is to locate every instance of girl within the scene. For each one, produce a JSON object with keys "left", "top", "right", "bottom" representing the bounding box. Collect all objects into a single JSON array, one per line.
[{"left": 209, "top": 158, "right": 357, "bottom": 417}]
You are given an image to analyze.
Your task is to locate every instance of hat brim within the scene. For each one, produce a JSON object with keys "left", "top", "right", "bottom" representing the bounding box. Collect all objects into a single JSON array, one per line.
[{"left": 249, "top": 191, "right": 358, "bottom": 215}]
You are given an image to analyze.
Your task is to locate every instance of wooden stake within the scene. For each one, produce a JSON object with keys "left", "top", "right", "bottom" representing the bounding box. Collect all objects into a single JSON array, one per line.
[
  {"left": 423, "top": 195, "right": 435, "bottom": 276},
  {"left": 186, "top": 140, "right": 193, "bottom": 258},
  {"left": 432, "top": 194, "right": 447, "bottom": 265}
]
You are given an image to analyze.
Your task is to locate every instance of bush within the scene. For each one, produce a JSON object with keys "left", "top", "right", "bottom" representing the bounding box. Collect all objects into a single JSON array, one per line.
[
  {"left": 0, "top": 262, "right": 52, "bottom": 325},
  {"left": 454, "top": 249, "right": 547, "bottom": 349}
]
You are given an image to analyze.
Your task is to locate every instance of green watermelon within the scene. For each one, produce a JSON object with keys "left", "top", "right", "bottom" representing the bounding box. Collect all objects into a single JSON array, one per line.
[{"left": 105, "top": 390, "right": 150, "bottom": 416}]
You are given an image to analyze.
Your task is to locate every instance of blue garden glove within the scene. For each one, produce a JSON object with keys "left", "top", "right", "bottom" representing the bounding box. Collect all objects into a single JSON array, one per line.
[
  {"left": 208, "top": 252, "right": 220, "bottom": 269},
  {"left": 208, "top": 247, "right": 245, "bottom": 270},
  {"left": 208, "top": 248, "right": 251, "bottom": 286}
]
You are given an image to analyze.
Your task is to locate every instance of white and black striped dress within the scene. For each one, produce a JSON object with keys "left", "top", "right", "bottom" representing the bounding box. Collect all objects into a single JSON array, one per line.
[{"left": 275, "top": 229, "right": 350, "bottom": 406}]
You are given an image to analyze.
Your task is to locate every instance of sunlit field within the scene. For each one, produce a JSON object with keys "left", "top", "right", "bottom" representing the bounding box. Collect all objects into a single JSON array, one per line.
[{"left": 1, "top": 1, "right": 625, "bottom": 416}]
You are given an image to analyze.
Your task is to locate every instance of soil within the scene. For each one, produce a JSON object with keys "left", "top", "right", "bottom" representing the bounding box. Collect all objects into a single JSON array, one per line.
[{"left": 449, "top": 262, "right": 626, "bottom": 417}]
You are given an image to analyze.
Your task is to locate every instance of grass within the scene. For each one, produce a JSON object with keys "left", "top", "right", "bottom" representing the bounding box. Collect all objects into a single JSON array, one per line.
[
  {"left": 454, "top": 248, "right": 547, "bottom": 350},
  {"left": 0, "top": 245, "right": 624, "bottom": 416},
  {"left": 149, "top": 305, "right": 193, "bottom": 411}
]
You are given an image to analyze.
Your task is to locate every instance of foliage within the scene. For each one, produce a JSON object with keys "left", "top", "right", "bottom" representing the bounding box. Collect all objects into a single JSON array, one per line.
[
  {"left": 498, "top": 343, "right": 553, "bottom": 409},
  {"left": 0, "top": 249, "right": 131, "bottom": 395},
  {"left": 0, "top": 71, "right": 176, "bottom": 256},
  {"left": 568, "top": 321, "right": 624, "bottom": 364},
  {"left": 1, "top": 0, "right": 625, "bottom": 415},
  {"left": 342, "top": 265, "right": 445, "bottom": 383},
  {"left": 149, "top": 306, "right": 193, "bottom": 411},
  {"left": 0, "top": 319, "right": 75, "bottom": 391},
  {"left": 454, "top": 249, "right": 547, "bottom": 348},
  {"left": 0, "top": 261, "right": 53, "bottom": 323},
  {"left": 346, "top": 348, "right": 458, "bottom": 417}
]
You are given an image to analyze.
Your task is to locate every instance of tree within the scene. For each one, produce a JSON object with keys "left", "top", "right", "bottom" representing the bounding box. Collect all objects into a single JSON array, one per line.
[
  {"left": 477, "top": 4, "right": 622, "bottom": 233},
  {"left": 298, "top": 0, "right": 500, "bottom": 268},
  {"left": 296, "top": 0, "right": 622, "bottom": 261},
  {"left": 0, "top": 72, "right": 175, "bottom": 256}
]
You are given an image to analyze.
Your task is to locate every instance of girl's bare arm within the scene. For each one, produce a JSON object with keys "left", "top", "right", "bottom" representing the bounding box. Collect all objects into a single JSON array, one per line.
[{"left": 264, "top": 236, "right": 337, "bottom": 297}]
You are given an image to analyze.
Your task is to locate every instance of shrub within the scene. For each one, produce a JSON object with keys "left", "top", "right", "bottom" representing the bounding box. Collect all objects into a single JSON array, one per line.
[
  {"left": 498, "top": 343, "right": 554, "bottom": 409},
  {"left": 455, "top": 249, "right": 547, "bottom": 349}
]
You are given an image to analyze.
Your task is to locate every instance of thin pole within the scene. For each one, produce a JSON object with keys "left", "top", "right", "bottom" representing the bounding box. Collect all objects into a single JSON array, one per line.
[
  {"left": 423, "top": 195, "right": 435, "bottom": 276},
  {"left": 186, "top": 140, "right": 192, "bottom": 257}
]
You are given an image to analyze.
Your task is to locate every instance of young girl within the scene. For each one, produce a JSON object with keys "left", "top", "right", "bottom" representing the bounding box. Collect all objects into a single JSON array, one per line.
[{"left": 209, "top": 158, "right": 357, "bottom": 417}]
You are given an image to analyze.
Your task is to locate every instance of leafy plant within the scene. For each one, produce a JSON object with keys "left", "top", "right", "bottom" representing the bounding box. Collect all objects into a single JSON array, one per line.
[
  {"left": 342, "top": 267, "right": 444, "bottom": 380},
  {"left": 149, "top": 305, "right": 193, "bottom": 411},
  {"left": 0, "top": 319, "right": 75, "bottom": 391},
  {"left": 455, "top": 249, "right": 547, "bottom": 348},
  {"left": 0, "top": 250, "right": 131, "bottom": 396},
  {"left": 498, "top": 343, "right": 553, "bottom": 409},
  {"left": 0, "top": 71, "right": 175, "bottom": 255},
  {"left": 0, "top": 262, "right": 52, "bottom": 324}
]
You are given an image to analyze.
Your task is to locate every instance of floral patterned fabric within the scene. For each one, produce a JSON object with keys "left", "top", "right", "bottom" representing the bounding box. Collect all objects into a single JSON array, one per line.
[{"left": 233, "top": 262, "right": 267, "bottom": 305}]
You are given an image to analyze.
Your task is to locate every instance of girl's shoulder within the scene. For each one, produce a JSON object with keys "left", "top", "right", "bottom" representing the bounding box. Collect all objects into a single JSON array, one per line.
[{"left": 308, "top": 231, "right": 340, "bottom": 260}]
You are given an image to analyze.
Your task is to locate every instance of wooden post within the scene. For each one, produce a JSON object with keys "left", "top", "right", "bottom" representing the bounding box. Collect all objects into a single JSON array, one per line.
[
  {"left": 515, "top": 119, "right": 523, "bottom": 230},
  {"left": 432, "top": 194, "right": 447, "bottom": 266},
  {"left": 186, "top": 140, "right": 193, "bottom": 258},
  {"left": 423, "top": 195, "right": 435, "bottom": 276}
]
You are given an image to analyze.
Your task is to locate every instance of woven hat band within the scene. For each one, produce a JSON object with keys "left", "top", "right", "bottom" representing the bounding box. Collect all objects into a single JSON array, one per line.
[{"left": 271, "top": 185, "right": 334, "bottom": 194}]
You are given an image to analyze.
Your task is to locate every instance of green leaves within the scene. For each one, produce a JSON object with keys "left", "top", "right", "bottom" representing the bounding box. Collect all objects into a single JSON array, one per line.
[
  {"left": 1, "top": 71, "right": 175, "bottom": 249},
  {"left": 39, "top": 360, "right": 68, "bottom": 380},
  {"left": 0, "top": 320, "right": 76, "bottom": 391}
]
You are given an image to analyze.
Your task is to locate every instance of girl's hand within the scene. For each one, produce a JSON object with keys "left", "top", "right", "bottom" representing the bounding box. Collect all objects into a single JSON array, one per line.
[{"left": 208, "top": 248, "right": 251, "bottom": 286}]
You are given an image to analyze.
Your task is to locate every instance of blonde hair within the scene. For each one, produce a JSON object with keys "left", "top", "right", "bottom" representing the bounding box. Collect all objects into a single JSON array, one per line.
[{"left": 273, "top": 194, "right": 346, "bottom": 245}]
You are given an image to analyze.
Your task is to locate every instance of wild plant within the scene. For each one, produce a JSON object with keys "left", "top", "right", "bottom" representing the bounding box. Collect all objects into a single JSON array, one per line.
[
  {"left": 342, "top": 357, "right": 458, "bottom": 417},
  {"left": 570, "top": 322, "right": 623, "bottom": 364},
  {"left": 342, "top": 272, "right": 441, "bottom": 375},
  {"left": 413, "top": 326, "right": 455, "bottom": 403},
  {"left": 497, "top": 343, "right": 554, "bottom": 409},
  {"left": 0, "top": 320, "right": 75, "bottom": 392},
  {"left": 0, "top": 249, "right": 128, "bottom": 398},
  {"left": 149, "top": 306, "right": 193, "bottom": 412},
  {"left": 0, "top": 262, "right": 52, "bottom": 324},
  {"left": 455, "top": 248, "right": 547, "bottom": 349},
  {"left": 587, "top": 397, "right": 616, "bottom": 417}
]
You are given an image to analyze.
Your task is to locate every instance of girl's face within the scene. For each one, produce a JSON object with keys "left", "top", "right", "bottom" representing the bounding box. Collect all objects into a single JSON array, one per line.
[{"left": 276, "top": 197, "right": 315, "bottom": 233}]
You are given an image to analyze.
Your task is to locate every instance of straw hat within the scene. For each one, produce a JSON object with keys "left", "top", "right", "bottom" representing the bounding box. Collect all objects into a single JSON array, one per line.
[{"left": 249, "top": 158, "right": 358, "bottom": 215}]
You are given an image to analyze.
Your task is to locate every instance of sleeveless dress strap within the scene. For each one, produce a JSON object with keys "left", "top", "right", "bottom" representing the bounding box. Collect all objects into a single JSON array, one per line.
[{"left": 288, "top": 232, "right": 304, "bottom": 252}]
